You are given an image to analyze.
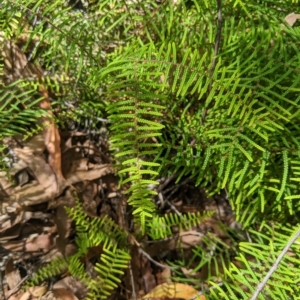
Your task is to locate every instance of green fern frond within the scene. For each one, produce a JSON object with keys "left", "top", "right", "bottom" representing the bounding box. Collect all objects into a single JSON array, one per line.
[
  {"left": 3, "top": 0, "right": 300, "bottom": 298},
  {"left": 166, "top": 221, "right": 242, "bottom": 288},
  {"left": 101, "top": 56, "right": 166, "bottom": 232},
  {"left": 67, "top": 248, "right": 129, "bottom": 300},
  {"left": 148, "top": 211, "right": 214, "bottom": 240},
  {"left": 93, "top": 247, "right": 131, "bottom": 300},
  {"left": 65, "top": 198, "right": 127, "bottom": 248},
  {"left": 29, "top": 198, "right": 130, "bottom": 300},
  {"left": 0, "top": 81, "right": 47, "bottom": 136},
  {"left": 28, "top": 257, "right": 68, "bottom": 286},
  {"left": 207, "top": 223, "right": 300, "bottom": 299}
]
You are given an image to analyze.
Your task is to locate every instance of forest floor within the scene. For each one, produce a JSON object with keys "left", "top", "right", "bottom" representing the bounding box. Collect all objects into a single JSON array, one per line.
[{"left": 0, "top": 121, "right": 244, "bottom": 300}]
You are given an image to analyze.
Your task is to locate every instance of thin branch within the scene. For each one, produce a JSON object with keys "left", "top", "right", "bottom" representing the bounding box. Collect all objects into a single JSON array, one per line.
[
  {"left": 6, "top": 275, "right": 31, "bottom": 300},
  {"left": 139, "top": 248, "right": 176, "bottom": 270},
  {"left": 250, "top": 226, "right": 300, "bottom": 300},
  {"left": 128, "top": 262, "right": 137, "bottom": 300}
]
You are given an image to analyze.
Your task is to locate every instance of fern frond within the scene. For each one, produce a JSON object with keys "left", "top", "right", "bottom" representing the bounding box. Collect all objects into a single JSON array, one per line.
[
  {"left": 208, "top": 223, "right": 300, "bottom": 299},
  {"left": 101, "top": 54, "right": 166, "bottom": 232},
  {"left": 30, "top": 198, "right": 130, "bottom": 300},
  {"left": 93, "top": 247, "right": 131, "bottom": 300},
  {"left": 65, "top": 197, "right": 127, "bottom": 249},
  {"left": 148, "top": 211, "right": 214, "bottom": 240},
  {"left": 0, "top": 81, "right": 47, "bottom": 136},
  {"left": 28, "top": 257, "right": 68, "bottom": 286}
]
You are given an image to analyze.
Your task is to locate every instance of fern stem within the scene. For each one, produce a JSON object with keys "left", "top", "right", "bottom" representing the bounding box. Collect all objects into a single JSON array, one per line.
[{"left": 250, "top": 226, "right": 300, "bottom": 300}]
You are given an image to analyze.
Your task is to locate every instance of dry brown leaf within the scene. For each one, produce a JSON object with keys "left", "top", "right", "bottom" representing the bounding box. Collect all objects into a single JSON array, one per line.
[
  {"left": 142, "top": 282, "right": 205, "bottom": 300},
  {"left": 52, "top": 288, "right": 79, "bottom": 300},
  {"left": 5, "top": 258, "right": 21, "bottom": 290},
  {"left": 2, "top": 233, "right": 54, "bottom": 253},
  {"left": 55, "top": 204, "right": 72, "bottom": 257},
  {"left": 18, "top": 285, "right": 48, "bottom": 300},
  {"left": 13, "top": 181, "right": 53, "bottom": 206},
  {"left": 28, "top": 285, "right": 48, "bottom": 297},
  {"left": 10, "top": 147, "right": 68, "bottom": 205},
  {"left": 284, "top": 13, "right": 300, "bottom": 27},
  {"left": 39, "top": 89, "right": 64, "bottom": 180},
  {"left": 0, "top": 211, "right": 24, "bottom": 236},
  {"left": 0, "top": 171, "right": 15, "bottom": 191},
  {"left": 65, "top": 159, "right": 114, "bottom": 183},
  {"left": 156, "top": 267, "right": 172, "bottom": 286},
  {"left": 25, "top": 133, "right": 46, "bottom": 155},
  {"left": 140, "top": 254, "right": 156, "bottom": 293},
  {"left": 25, "top": 234, "right": 55, "bottom": 252},
  {"left": 178, "top": 230, "right": 203, "bottom": 249},
  {"left": 53, "top": 276, "right": 87, "bottom": 300},
  {"left": 19, "top": 291, "right": 31, "bottom": 300},
  {"left": 40, "top": 288, "right": 79, "bottom": 300}
]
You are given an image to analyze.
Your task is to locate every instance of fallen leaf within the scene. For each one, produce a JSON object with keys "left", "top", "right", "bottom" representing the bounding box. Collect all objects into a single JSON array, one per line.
[
  {"left": 10, "top": 147, "right": 68, "bottom": 205},
  {"left": 25, "top": 234, "right": 55, "bottom": 252},
  {"left": 53, "top": 276, "right": 87, "bottom": 300},
  {"left": 284, "top": 13, "right": 300, "bottom": 27},
  {"left": 178, "top": 230, "right": 203, "bottom": 249},
  {"left": 19, "top": 291, "right": 31, "bottom": 300},
  {"left": 28, "top": 285, "right": 48, "bottom": 297},
  {"left": 48, "top": 288, "right": 79, "bottom": 300},
  {"left": 142, "top": 282, "right": 204, "bottom": 300},
  {"left": 5, "top": 258, "right": 21, "bottom": 290},
  {"left": 156, "top": 264, "right": 172, "bottom": 285},
  {"left": 25, "top": 133, "right": 46, "bottom": 155},
  {"left": 65, "top": 159, "right": 114, "bottom": 183}
]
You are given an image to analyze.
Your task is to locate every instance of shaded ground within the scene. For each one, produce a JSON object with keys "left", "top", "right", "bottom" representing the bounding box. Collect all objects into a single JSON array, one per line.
[{"left": 0, "top": 123, "right": 244, "bottom": 300}]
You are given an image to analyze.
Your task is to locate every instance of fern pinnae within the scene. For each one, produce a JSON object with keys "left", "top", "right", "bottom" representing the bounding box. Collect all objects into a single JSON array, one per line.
[
  {"left": 245, "top": 125, "right": 268, "bottom": 143},
  {"left": 28, "top": 257, "right": 69, "bottom": 286},
  {"left": 229, "top": 165, "right": 238, "bottom": 193},
  {"left": 258, "top": 188, "right": 266, "bottom": 213},
  {"left": 235, "top": 143, "right": 253, "bottom": 162},
  {"left": 235, "top": 160, "right": 250, "bottom": 189},
  {"left": 276, "top": 150, "right": 289, "bottom": 203},
  {"left": 94, "top": 248, "right": 130, "bottom": 298},
  {"left": 148, "top": 211, "right": 213, "bottom": 240},
  {"left": 246, "top": 182, "right": 260, "bottom": 198},
  {"left": 190, "top": 53, "right": 209, "bottom": 96},
  {"left": 238, "top": 133, "right": 265, "bottom": 152},
  {"left": 221, "top": 146, "right": 234, "bottom": 188}
]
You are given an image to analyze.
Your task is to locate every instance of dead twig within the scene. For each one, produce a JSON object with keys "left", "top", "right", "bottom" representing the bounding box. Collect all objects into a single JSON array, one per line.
[
  {"left": 128, "top": 262, "right": 137, "bottom": 300},
  {"left": 6, "top": 274, "right": 31, "bottom": 300},
  {"left": 250, "top": 226, "right": 300, "bottom": 300},
  {"left": 138, "top": 248, "right": 174, "bottom": 270}
]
